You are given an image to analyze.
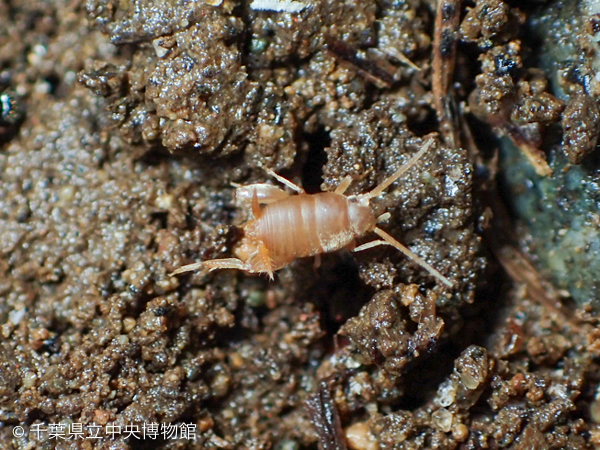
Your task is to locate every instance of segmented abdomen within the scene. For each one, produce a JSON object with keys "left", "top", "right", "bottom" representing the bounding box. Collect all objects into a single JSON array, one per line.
[{"left": 256, "top": 192, "right": 354, "bottom": 262}]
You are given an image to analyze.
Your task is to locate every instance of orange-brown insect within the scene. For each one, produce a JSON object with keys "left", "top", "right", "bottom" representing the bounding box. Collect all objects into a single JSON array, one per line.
[{"left": 171, "top": 139, "right": 452, "bottom": 287}]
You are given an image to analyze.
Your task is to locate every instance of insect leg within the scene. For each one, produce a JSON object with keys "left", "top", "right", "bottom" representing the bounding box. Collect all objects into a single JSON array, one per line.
[
  {"left": 169, "top": 258, "right": 249, "bottom": 276},
  {"left": 251, "top": 189, "right": 262, "bottom": 218},
  {"left": 334, "top": 175, "right": 353, "bottom": 195},
  {"left": 202, "top": 258, "right": 250, "bottom": 272},
  {"left": 376, "top": 212, "right": 391, "bottom": 223},
  {"left": 235, "top": 184, "right": 290, "bottom": 208},
  {"left": 257, "top": 243, "right": 275, "bottom": 280},
  {"left": 263, "top": 167, "right": 305, "bottom": 194}
]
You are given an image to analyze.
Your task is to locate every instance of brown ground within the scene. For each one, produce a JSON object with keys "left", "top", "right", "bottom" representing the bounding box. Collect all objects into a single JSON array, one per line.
[{"left": 1, "top": 0, "right": 599, "bottom": 449}]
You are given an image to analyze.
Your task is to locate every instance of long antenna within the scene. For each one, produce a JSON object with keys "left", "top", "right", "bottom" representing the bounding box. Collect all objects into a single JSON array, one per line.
[
  {"left": 365, "top": 138, "right": 435, "bottom": 199},
  {"left": 373, "top": 227, "right": 453, "bottom": 287}
]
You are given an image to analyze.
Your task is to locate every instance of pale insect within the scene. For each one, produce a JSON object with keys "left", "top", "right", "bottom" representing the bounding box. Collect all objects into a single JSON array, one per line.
[{"left": 171, "top": 138, "right": 452, "bottom": 287}]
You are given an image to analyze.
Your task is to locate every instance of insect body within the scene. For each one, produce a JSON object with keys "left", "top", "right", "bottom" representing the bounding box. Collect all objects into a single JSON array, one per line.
[
  {"left": 235, "top": 191, "right": 374, "bottom": 272},
  {"left": 172, "top": 139, "right": 452, "bottom": 287}
]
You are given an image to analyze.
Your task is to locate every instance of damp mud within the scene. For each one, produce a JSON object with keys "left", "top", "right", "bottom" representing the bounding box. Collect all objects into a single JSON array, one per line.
[{"left": 1, "top": 0, "right": 600, "bottom": 449}]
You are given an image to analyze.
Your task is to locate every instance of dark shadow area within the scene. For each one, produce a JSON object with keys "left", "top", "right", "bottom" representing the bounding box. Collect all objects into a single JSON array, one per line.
[
  {"left": 292, "top": 253, "right": 374, "bottom": 335},
  {"left": 301, "top": 127, "right": 331, "bottom": 193}
]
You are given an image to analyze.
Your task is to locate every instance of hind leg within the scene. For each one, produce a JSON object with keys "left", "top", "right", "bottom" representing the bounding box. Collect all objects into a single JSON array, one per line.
[{"left": 170, "top": 258, "right": 249, "bottom": 276}]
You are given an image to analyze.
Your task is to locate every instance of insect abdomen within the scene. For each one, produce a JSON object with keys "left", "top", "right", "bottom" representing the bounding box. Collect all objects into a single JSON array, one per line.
[{"left": 257, "top": 192, "right": 354, "bottom": 260}]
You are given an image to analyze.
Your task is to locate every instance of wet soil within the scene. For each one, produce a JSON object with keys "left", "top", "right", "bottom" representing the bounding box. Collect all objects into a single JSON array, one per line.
[{"left": 1, "top": 0, "right": 599, "bottom": 449}]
